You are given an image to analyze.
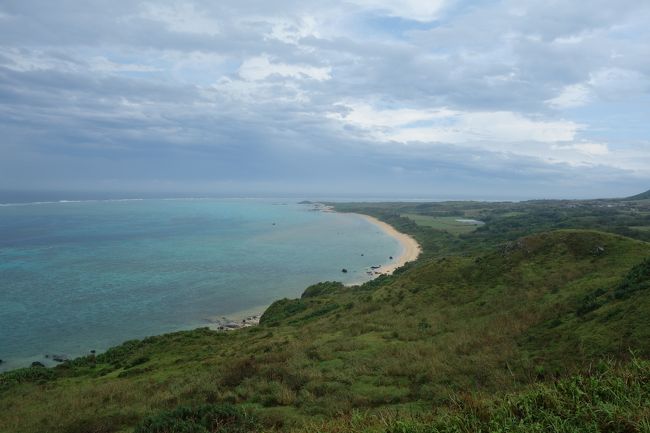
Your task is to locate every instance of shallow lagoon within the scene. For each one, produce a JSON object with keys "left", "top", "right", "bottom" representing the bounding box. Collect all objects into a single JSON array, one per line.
[{"left": 0, "top": 199, "right": 399, "bottom": 370}]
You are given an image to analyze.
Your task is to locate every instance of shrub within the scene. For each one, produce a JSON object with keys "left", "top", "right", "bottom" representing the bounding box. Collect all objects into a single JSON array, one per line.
[
  {"left": 259, "top": 299, "right": 307, "bottom": 325},
  {"left": 615, "top": 258, "right": 650, "bottom": 299},
  {"left": 0, "top": 366, "right": 56, "bottom": 390},
  {"left": 301, "top": 281, "right": 345, "bottom": 298},
  {"left": 134, "top": 404, "right": 257, "bottom": 433},
  {"left": 220, "top": 357, "right": 258, "bottom": 387}
]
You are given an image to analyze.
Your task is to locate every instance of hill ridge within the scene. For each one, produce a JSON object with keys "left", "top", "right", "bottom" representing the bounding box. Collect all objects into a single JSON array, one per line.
[{"left": 626, "top": 189, "right": 650, "bottom": 200}]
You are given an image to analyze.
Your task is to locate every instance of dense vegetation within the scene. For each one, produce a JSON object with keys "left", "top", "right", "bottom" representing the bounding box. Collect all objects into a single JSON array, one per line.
[{"left": 1, "top": 192, "right": 650, "bottom": 432}]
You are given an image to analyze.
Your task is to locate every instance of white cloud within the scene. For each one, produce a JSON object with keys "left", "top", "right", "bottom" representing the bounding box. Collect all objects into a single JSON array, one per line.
[
  {"left": 265, "top": 16, "right": 321, "bottom": 44},
  {"left": 89, "top": 57, "right": 161, "bottom": 73},
  {"left": 350, "top": 0, "right": 447, "bottom": 21},
  {"left": 572, "top": 142, "right": 610, "bottom": 156},
  {"left": 140, "top": 3, "right": 219, "bottom": 36},
  {"left": 547, "top": 67, "right": 649, "bottom": 110},
  {"left": 553, "top": 142, "right": 609, "bottom": 156},
  {"left": 330, "top": 103, "right": 581, "bottom": 144},
  {"left": 0, "top": 48, "right": 161, "bottom": 75},
  {"left": 210, "top": 77, "right": 310, "bottom": 103},
  {"left": 546, "top": 84, "right": 593, "bottom": 109},
  {"left": 238, "top": 55, "right": 331, "bottom": 81},
  {"left": 588, "top": 67, "right": 650, "bottom": 99},
  {"left": 329, "top": 102, "right": 456, "bottom": 129}
]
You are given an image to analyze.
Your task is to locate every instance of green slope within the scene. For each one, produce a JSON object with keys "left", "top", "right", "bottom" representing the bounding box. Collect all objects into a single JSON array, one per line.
[
  {"left": 1, "top": 229, "right": 649, "bottom": 433},
  {"left": 626, "top": 189, "right": 650, "bottom": 201}
]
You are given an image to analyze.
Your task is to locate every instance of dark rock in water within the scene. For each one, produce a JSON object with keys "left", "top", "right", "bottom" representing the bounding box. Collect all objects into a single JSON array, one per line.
[
  {"left": 31, "top": 361, "right": 45, "bottom": 368},
  {"left": 0, "top": 359, "right": 3, "bottom": 364},
  {"left": 389, "top": 256, "right": 393, "bottom": 260},
  {"left": 361, "top": 253, "right": 364, "bottom": 256},
  {"left": 90, "top": 350, "right": 96, "bottom": 354},
  {"left": 52, "top": 355, "right": 68, "bottom": 363},
  {"left": 341, "top": 268, "right": 348, "bottom": 273}
]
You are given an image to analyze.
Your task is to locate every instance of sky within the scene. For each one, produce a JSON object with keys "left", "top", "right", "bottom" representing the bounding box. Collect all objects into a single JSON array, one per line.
[{"left": 1, "top": 0, "right": 649, "bottom": 200}]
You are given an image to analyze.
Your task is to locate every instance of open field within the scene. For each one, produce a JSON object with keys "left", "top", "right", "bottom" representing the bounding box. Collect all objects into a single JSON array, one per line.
[{"left": 400, "top": 213, "right": 482, "bottom": 235}]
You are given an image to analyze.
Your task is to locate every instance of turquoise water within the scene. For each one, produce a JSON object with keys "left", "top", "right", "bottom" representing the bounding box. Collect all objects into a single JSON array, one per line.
[{"left": 0, "top": 199, "right": 399, "bottom": 371}]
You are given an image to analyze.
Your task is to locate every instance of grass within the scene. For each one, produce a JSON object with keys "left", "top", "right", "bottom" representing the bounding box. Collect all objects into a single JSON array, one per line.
[
  {"left": 381, "top": 357, "right": 650, "bottom": 433},
  {"left": 400, "top": 214, "right": 481, "bottom": 236},
  {"left": 1, "top": 196, "right": 650, "bottom": 432}
]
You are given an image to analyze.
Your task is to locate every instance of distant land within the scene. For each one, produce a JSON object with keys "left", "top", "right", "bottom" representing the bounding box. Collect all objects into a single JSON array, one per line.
[
  {"left": 627, "top": 189, "right": 650, "bottom": 201},
  {"left": 1, "top": 190, "right": 649, "bottom": 433}
]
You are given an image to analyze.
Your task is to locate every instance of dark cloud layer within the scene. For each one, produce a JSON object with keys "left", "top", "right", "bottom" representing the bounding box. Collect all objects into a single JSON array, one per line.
[{"left": 0, "top": 0, "right": 649, "bottom": 199}]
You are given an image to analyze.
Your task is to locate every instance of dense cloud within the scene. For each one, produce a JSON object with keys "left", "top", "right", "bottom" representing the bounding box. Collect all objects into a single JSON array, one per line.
[{"left": 0, "top": 0, "right": 649, "bottom": 199}]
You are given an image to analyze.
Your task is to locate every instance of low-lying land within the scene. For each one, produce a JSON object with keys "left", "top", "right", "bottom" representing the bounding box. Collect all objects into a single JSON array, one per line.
[{"left": 1, "top": 192, "right": 650, "bottom": 432}]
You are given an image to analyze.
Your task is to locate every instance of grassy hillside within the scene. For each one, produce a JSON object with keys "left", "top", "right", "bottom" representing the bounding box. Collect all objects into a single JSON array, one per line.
[
  {"left": 1, "top": 225, "right": 649, "bottom": 432},
  {"left": 627, "top": 189, "right": 650, "bottom": 201}
]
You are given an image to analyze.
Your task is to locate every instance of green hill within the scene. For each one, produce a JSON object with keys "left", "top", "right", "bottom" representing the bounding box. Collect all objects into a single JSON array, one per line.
[
  {"left": 626, "top": 189, "right": 650, "bottom": 201},
  {"left": 1, "top": 228, "right": 649, "bottom": 433}
]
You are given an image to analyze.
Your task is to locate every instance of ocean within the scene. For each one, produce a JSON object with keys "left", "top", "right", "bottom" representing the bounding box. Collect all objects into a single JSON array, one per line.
[{"left": 0, "top": 199, "right": 400, "bottom": 371}]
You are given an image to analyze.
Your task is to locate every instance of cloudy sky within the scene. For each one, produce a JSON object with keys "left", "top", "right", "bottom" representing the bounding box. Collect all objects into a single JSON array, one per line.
[{"left": 1, "top": 0, "right": 649, "bottom": 199}]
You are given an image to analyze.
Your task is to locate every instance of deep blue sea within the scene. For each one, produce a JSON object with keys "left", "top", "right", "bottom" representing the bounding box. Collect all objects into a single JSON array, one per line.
[{"left": 0, "top": 199, "right": 399, "bottom": 371}]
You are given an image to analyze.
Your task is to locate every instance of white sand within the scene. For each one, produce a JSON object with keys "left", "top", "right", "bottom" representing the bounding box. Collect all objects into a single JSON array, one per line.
[{"left": 355, "top": 214, "right": 422, "bottom": 275}]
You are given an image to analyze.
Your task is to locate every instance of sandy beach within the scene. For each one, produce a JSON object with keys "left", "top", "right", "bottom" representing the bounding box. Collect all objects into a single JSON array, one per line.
[{"left": 354, "top": 213, "right": 422, "bottom": 275}]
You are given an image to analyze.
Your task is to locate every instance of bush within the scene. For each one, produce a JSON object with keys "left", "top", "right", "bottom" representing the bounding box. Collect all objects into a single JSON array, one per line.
[
  {"left": 301, "top": 281, "right": 345, "bottom": 298},
  {"left": 134, "top": 404, "right": 257, "bottom": 433},
  {"left": 220, "top": 357, "right": 258, "bottom": 387},
  {"left": 0, "top": 366, "right": 56, "bottom": 390},
  {"left": 615, "top": 258, "right": 650, "bottom": 299},
  {"left": 259, "top": 299, "right": 307, "bottom": 325}
]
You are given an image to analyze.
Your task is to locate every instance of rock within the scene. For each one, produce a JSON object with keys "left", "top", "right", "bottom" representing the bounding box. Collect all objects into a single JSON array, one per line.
[
  {"left": 0, "top": 359, "right": 3, "bottom": 364},
  {"left": 52, "top": 354, "right": 68, "bottom": 363},
  {"left": 90, "top": 350, "right": 96, "bottom": 354},
  {"left": 31, "top": 361, "right": 45, "bottom": 368},
  {"left": 341, "top": 268, "right": 348, "bottom": 273},
  {"left": 389, "top": 256, "right": 393, "bottom": 260}
]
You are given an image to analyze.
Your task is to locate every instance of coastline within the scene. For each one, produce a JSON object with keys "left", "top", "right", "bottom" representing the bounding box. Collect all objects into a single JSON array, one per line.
[
  {"left": 0, "top": 206, "right": 422, "bottom": 370},
  {"left": 353, "top": 213, "right": 422, "bottom": 276},
  {"left": 204, "top": 210, "right": 422, "bottom": 331}
]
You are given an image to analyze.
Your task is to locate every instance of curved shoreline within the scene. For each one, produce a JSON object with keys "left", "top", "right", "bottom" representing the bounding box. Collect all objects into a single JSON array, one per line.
[
  {"left": 353, "top": 213, "right": 422, "bottom": 276},
  {"left": 206, "top": 212, "right": 422, "bottom": 329},
  {"left": 0, "top": 209, "right": 422, "bottom": 370}
]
